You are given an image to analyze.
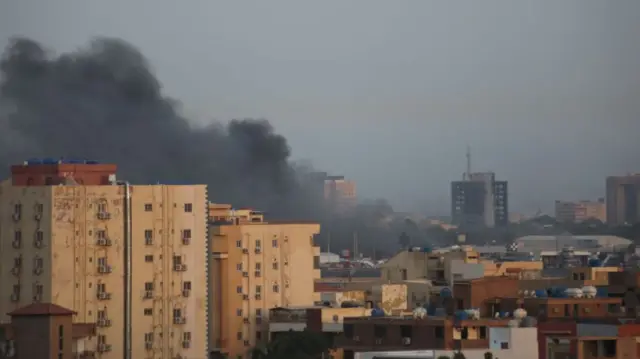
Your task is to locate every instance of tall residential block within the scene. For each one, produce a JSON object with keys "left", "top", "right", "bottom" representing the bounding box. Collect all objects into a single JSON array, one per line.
[
  {"left": 0, "top": 159, "right": 208, "bottom": 359},
  {"left": 208, "top": 204, "right": 321, "bottom": 358},
  {"left": 308, "top": 172, "right": 357, "bottom": 212},
  {"left": 606, "top": 174, "right": 640, "bottom": 225},
  {"left": 451, "top": 172, "right": 508, "bottom": 228},
  {"left": 554, "top": 199, "right": 606, "bottom": 223}
]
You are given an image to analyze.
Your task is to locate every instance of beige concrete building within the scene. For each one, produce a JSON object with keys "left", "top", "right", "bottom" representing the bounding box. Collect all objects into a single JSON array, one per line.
[
  {"left": 208, "top": 204, "right": 321, "bottom": 358},
  {"left": 0, "top": 160, "right": 208, "bottom": 359},
  {"left": 555, "top": 199, "right": 606, "bottom": 223}
]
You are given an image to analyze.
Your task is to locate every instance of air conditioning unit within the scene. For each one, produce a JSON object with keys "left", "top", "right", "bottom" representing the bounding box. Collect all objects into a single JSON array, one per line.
[
  {"left": 174, "top": 264, "right": 187, "bottom": 272},
  {"left": 97, "top": 292, "right": 111, "bottom": 300},
  {"left": 10, "top": 293, "right": 19, "bottom": 302},
  {"left": 242, "top": 294, "right": 249, "bottom": 300},
  {"left": 242, "top": 271, "right": 249, "bottom": 277},
  {"left": 33, "top": 239, "right": 43, "bottom": 248},
  {"left": 96, "top": 212, "right": 111, "bottom": 220},
  {"left": 144, "top": 291, "right": 153, "bottom": 299},
  {"left": 243, "top": 318, "right": 250, "bottom": 324},
  {"left": 11, "top": 240, "right": 21, "bottom": 249},
  {"left": 10, "top": 267, "right": 20, "bottom": 276},
  {"left": 33, "top": 267, "right": 43, "bottom": 275},
  {"left": 98, "top": 265, "right": 112, "bottom": 274},
  {"left": 145, "top": 342, "right": 153, "bottom": 350},
  {"left": 12, "top": 212, "right": 21, "bottom": 221},
  {"left": 242, "top": 248, "right": 249, "bottom": 254},
  {"left": 402, "top": 337, "right": 411, "bottom": 345},
  {"left": 181, "top": 341, "right": 191, "bottom": 349},
  {"left": 34, "top": 213, "right": 42, "bottom": 221},
  {"left": 97, "top": 238, "right": 112, "bottom": 246},
  {"left": 173, "top": 317, "right": 186, "bottom": 324},
  {"left": 97, "top": 319, "right": 111, "bottom": 327},
  {"left": 182, "top": 290, "right": 190, "bottom": 297},
  {"left": 182, "top": 238, "right": 190, "bottom": 245},
  {"left": 255, "top": 294, "right": 261, "bottom": 300},
  {"left": 254, "top": 271, "right": 261, "bottom": 277},
  {"left": 255, "top": 247, "right": 262, "bottom": 254}
]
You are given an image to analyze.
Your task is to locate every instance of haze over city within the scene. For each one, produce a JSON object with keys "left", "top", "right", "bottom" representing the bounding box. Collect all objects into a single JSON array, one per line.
[{"left": 2, "top": 0, "right": 640, "bottom": 214}]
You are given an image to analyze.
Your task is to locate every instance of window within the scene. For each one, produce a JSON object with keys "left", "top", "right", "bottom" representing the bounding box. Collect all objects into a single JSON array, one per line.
[
  {"left": 96, "top": 230, "right": 106, "bottom": 239},
  {"left": 59, "top": 325, "right": 64, "bottom": 351},
  {"left": 236, "top": 263, "right": 243, "bottom": 271},
  {"left": 13, "top": 256, "right": 21, "bottom": 268},
  {"left": 255, "top": 263, "right": 261, "bottom": 270},
  {"left": 256, "top": 331, "right": 262, "bottom": 340},
  {"left": 184, "top": 203, "right": 193, "bottom": 213},
  {"left": 144, "top": 282, "right": 154, "bottom": 291},
  {"left": 172, "top": 256, "right": 182, "bottom": 266},
  {"left": 34, "top": 256, "right": 44, "bottom": 269},
  {"left": 144, "top": 255, "right": 153, "bottom": 262},
  {"left": 144, "top": 333, "right": 154, "bottom": 342},
  {"left": 144, "top": 308, "right": 153, "bottom": 316},
  {"left": 97, "top": 283, "right": 106, "bottom": 294},
  {"left": 256, "top": 285, "right": 262, "bottom": 294},
  {"left": 400, "top": 325, "right": 412, "bottom": 338},
  {"left": 435, "top": 326, "right": 444, "bottom": 339},
  {"left": 344, "top": 324, "right": 354, "bottom": 338},
  {"left": 256, "top": 309, "right": 262, "bottom": 316},
  {"left": 144, "top": 230, "right": 153, "bottom": 245},
  {"left": 12, "top": 284, "right": 19, "bottom": 296},
  {"left": 97, "top": 310, "right": 106, "bottom": 320},
  {"left": 236, "top": 309, "right": 243, "bottom": 316},
  {"left": 183, "top": 332, "right": 192, "bottom": 341},
  {"left": 183, "top": 281, "right": 192, "bottom": 291},
  {"left": 97, "top": 202, "right": 107, "bottom": 213},
  {"left": 374, "top": 325, "right": 386, "bottom": 338},
  {"left": 97, "top": 335, "right": 106, "bottom": 345},
  {"left": 173, "top": 308, "right": 182, "bottom": 318},
  {"left": 236, "top": 286, "right": 243, "bottom": 294},
  {"left": 144, "top": 204, "right": 152, "bottom": 212},
  {"left": 14, "top": 230, "right": 21, "bottom": 242},
  {"left": 255, "top": 240, "right": 261, "bottom": 248},
  {"left": 479, "top": 326, "right": 487, "bottom": 339},
  {"left": 272, "top": 239, "right": 278, "bottom": 248},
  {"left": 500, "top": 342, "right": 510, "bottom": 349},
  {"left": 98, "top": 257, "right": 107, "bottom": 267},
  {"left": 272, "top": 262, "right": 279, "bottom": 270},
  {"left": 182, "top": 229, "right": 192, "bottom": 239},
  {"left": 14, "top": 204, "right": 22, "bottom": 216},
  {"left": 272, "top": 284, "right": 279, "bottom": 293},
  {"left": 35, "top": 203, "right": 43, "bottom": 213},
  {"left": 35, "top": 230, "right": 44, "bottom": 244},
  {"left": 236, "top": 332, "right": 243, "bottom": 340}
]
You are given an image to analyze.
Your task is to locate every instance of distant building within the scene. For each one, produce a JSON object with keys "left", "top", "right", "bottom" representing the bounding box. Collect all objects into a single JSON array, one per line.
[
  {"left": 451, "top": 172, "right": 508, "bottom": 228},
  {"left": 309, "top": 172, "right": 357, "bottom": 212},
  {"left": 555, "top": 199, "right": 606, "bottom": 223},
  {"left": 208, "top": 204, "right": 321, "bottom": 358},
  {"left": 606, "top": 174, "right": 640, "bottom": 225}
]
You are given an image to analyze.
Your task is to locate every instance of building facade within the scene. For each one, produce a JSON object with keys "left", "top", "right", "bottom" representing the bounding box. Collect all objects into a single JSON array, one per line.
[
  {"left": 0, "top": 160, "right": 208, "bottom": 359},
  {"left": 555, "top": 199, "right": 606, "bottom": 223},
  {"left": 209, "top": 209, "right": 321, "bottom": 358},
  {"left": 606, "top": 174, "right": 640, "bottom": 225},
  {"left": 451, "top": 172, "right": 508, "bottom": 228}
]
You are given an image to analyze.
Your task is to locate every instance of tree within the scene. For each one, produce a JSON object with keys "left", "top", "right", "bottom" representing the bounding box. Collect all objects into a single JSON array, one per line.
[
  {"left": 452, "top": 352, "right": 466, "bottom": 359},
  {"left": 484, "top": 352, "right": 494, "bottom": 359},
  {"left": 436, "top": 356, "right": 451, "bottom": 359},
  {"left": 251, "top": 330, "right": 330, "bottom": 359}
]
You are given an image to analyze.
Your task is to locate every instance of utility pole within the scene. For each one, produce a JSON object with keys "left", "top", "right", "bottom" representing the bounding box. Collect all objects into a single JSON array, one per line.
[{"left": 327, "top": 231, "right": 331, "bottom": 254}]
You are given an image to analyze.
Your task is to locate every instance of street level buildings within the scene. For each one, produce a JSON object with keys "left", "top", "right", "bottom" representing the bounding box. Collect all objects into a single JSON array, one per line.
[{"left": 0, "top": 159, "right": 208, "bottom": 359}]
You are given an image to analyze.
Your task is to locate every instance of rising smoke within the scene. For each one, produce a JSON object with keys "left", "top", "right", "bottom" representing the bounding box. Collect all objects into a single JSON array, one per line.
[{"left": 0, "top": 37, "right": 324, "bottom": 219}]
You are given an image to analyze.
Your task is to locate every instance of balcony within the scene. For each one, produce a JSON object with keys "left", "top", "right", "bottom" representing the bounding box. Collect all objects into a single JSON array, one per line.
[
  {"left": 97, "top": 265, "right": 112, "bottom": 274},
  {"left": 96, "top": 292, "right": 111, "bottom": 301},
  {"left": 173, "top": 317, "right": 186, "bottom": 325},
  {"left": 173, "top": 264, "right": 187, "bottom": 272},
  {"left": 96, "top": 319, "right": 111, "bottom": 327},
  {"left": 96, "top": 238, "right": 112, "bottom": 247}
]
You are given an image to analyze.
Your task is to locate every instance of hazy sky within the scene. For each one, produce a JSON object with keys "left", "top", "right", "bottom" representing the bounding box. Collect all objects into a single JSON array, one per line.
[{"left": 2, "top": 1, "right": 639, "bottom": 214}]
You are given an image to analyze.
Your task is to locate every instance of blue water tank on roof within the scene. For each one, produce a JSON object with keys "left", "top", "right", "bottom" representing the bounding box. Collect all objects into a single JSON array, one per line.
[
  {"left": 454, "top": 311, "right": 469, "bottom": 321},
  {"left": 371, "top": 308, "right": 385, "bottom": 317},
  {"left": 440, "top": 288, "right": 452, "bottom": 298},
  {"left": 596, "top": 287, "right": 609, "bottom": 298},
  {"left": 41, "top": 158, "right": 57, "bottom": 165},
  {"left": 535, "top": 289, "right": 548, "bottom": 298},
  {"left": 85, "top": 160, "right": 99, "bottom": 164},
  {"left": 588, "top": 258, "right": 602, "bottom": 267},
  {"left": 26, "top": 158, "right": 42, "bottom": 165}
]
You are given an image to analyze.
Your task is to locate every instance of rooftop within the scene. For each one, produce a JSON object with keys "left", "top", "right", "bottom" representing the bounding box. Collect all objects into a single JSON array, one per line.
[{"left": 8, "top": 303, "right": 76, "bottom": 317}]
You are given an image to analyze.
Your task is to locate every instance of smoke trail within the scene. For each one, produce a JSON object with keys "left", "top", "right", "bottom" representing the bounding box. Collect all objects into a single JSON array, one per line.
[{"left": 0, "top": 37, "right": 322, "bottom": 218}]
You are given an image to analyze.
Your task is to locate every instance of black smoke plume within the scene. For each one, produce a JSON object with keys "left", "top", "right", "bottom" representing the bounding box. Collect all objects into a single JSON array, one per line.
[{"left": 0, "top": 37, "right": 326, "bottom": 219}]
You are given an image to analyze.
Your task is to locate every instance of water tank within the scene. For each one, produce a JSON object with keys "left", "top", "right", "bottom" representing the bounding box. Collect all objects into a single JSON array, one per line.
[
  {"left": 454, "top": 311, "right": 469, "bottom": 321},
  {"left": 440, "top": 288, "right": 452, "bottom": 298},
  {"left": 596, "top": 287, "right": 609, "bottom": 298},
  {"left": 371, "top": 308, "right": 385, "bottom": 317},
  {"left": 565, "top": 288, "right": 584, "bottom": 298},
  {"left": 426, "top": 303, "right": 437, "bottom": 316},
  {"left": 42, "top": 158, "right": 57, "bottom": 165},
  {"left": 465, "top": 309, "right": 480, "bottom": 320},
  {"left": 534, "top": 289, "right": 548, "bottom": 298},
  {"left": 588, "top": 258, "right": 602, "bottom": 267},
  {"left": 500, "top": 312, "right": 510, "bottom": 318},
  {"left": 412, "top": 307, "right": 427, "bottom": 319},
  {"left": 433, "top": 308, "right": 447, "bottom": 317},
  {"left": 513, "top": 308, "right": 527, "bottom": 319},
  {"left": 582, "top": 286, "right": 597, "bottom": 298},
  {"left": 520, "top": 317, "right": 538, "bottom": 328},
  {"left": 508, "top": 319, "right": 521, "bottom": 327}
]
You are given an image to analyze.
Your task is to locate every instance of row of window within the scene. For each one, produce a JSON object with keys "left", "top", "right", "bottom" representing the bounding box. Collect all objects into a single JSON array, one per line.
[
  {"left": 144, "top": 331, "right": 192, "bottom": 346},
  {"left": 9, "top": 228, "right": 195, "bottom": 248},
  {"left": 236, "top": 282, "right": 284, "bottom": 295},
  {"left": 236, "top": 261, "right": 284, "bottom": 271},
  {"left": 11, "top": 202, "right": 195, "bottom": 218},
  {"left": 236, "top": 239, "right": 279, "bottom": 249},
  {"left": 237, "top": 331, "right": 263, "bottom": 342},
  {"left": 145, "top": 203, "right": 193, "bottom": 213}
]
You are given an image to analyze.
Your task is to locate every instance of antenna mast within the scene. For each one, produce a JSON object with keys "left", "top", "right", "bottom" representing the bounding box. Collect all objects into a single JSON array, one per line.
[{"left": 464, "top": 145, "right": 472, "bottom": 180}]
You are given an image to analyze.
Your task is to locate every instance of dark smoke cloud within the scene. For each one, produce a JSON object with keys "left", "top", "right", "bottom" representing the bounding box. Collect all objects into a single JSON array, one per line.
[{"left": 0, "top": 37, "right": 323, "bottom": 218}]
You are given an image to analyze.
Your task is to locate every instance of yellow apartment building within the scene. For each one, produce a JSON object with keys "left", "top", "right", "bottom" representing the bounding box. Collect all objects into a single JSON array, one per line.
[
  {"left": 0, "top": 160, "right": 208, "bottom": 359},
  {"left": 208, "top": 204, "right": 321, "bottom": 358}
]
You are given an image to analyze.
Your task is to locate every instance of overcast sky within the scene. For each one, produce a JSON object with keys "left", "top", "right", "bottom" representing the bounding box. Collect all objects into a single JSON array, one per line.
[{"left": 1, "top": 0, "right": 639, "bottom": 214}]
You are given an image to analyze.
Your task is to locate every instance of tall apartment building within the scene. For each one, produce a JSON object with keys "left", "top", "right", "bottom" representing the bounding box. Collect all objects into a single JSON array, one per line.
[
  {"left": 208, "top": 204, "right": 321, "bottom": 358},
  {"left": 606, "top": 174, "right": 640, "bottom": 225},
  {"left": 0, "top": 159, "right": 208, "bottom": 359},
  {"left": 554, "top": 199, "right": 606, "bottom": 223},
  {"left": 309, "top": 172, "right": 357, "bottom": 212},
  {"left": 451, "top": 172, "right": 508, "bottom": 228}
]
